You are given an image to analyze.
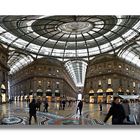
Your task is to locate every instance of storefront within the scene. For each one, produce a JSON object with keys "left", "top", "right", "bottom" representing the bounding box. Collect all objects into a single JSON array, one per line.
[
  {"left": 97, "top": 89, "right": 104, "bottom": 103},
  {"left": 106, "top": 88, "right": 113, "bottom": 103},
  {"left": 37, "top": 89, "right": 43, "bottom": 97},
  {"left": 24, "top": 95, "right": 28, "bottom": 100},
  {"left": 88, "top": 90, "right": 94, "bottom": 103},
  {"left": 55, "top": 90, "right": 60, "bottom": 101},
  {"left": 17, "top": 96, "right": 20, "bottom": 101},
  {"left": 126, "top": 89, "right": 131, "bottom": 95},
  {"left": 14, "top": 96, "right": 17, "bottom": 101},
  {"left": 20, "top": 96, "right": 24, "bottom": 101},
  {"left": 46, "top": 89, "right": 52, "bottom": 102}
]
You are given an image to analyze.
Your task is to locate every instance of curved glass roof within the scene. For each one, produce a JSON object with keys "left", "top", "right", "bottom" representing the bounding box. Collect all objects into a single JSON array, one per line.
[
  {"left": 65, "top": 60, "right": 87, "bottom": 87},
  {"left": 0, "top": 15, "right": 140, "bottom": 86}
]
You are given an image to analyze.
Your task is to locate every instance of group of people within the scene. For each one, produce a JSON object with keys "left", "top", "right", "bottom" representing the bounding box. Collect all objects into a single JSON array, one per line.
[
  {"left": 28, "top": 96, "right": 132, "bottom": 125},
  {"left": 29, "top": 98, "right": 49, "bottom": 124},
  {"left": 104, "top": 97, "right": 131, "bottom": 125}
]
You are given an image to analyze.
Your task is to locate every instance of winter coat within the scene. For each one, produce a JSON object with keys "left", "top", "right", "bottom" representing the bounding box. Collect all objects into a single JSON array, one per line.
[
  {"left": 104, "top": 102, "right": 125, "bottom": 124},
  {"left": 44, "top": 102, "right": 49, "bottom": 108},
  {"left": 29, "top": 102, "right": 37, "bottom": 115},
  {"left": 78, "top": 101, "right": 83, "bottom": 109}
]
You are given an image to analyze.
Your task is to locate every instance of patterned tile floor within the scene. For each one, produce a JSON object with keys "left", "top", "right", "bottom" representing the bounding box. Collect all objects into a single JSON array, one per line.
[{"left": 0, "top": 101, "right": 139, "bottom": 126}]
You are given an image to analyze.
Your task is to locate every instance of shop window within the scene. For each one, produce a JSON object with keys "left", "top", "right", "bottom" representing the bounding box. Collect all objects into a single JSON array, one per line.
[
  {"left": 56, "top": 83, "right": 59, "bottom": 88},
  {"left": 108, "top": 78, "right": 111, "bottom": 85},
  {"left": 47, "top": 81, "right": 50, "bottom": 84},
  {"left": 99, "top": 80, "right": 101, "bottom": 86},
  {"left": 56, "top": 82, "right": 60, "bottom": 88},
  {"left": 133, "top": 82, "right": 136, "bottom": 88},
  {"left": 118, "top": 65, "right": 122, "bottom": 68}
]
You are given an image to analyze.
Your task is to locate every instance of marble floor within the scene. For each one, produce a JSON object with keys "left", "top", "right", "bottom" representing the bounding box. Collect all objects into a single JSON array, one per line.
[{"left": 0, "top": 101, "right": 139, "bottom": 126}]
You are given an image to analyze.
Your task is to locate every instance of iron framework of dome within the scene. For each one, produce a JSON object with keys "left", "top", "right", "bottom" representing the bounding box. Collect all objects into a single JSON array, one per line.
[{"left": 0, "top": 15, "right": 140, "bottom": 86}]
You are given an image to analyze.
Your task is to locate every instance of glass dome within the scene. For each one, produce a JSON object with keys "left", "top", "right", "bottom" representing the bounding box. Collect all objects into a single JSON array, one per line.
[{"left": 0, "top": 15, "right": 140, "bottom": 86}]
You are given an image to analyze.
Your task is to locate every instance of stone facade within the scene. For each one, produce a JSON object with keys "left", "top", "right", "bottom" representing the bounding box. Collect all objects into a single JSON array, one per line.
[
  {"left": 9, "top": 58, "right": 77, "bottom": 102},
  {"left": 84, "top": 54, "right": 140, "bottom": 103},
  {"left": 0, "top": 44, "right": 9, "bottom": 103}
]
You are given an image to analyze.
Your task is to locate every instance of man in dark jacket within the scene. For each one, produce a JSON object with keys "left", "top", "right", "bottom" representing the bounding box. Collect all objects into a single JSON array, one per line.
[
  {"left": 104, "top": 97, "right": 125, "bottom": 125},
  {"left": 62, "top": 100, "right": 66, "bottom": 110},
  {"left": 44, "top": 99, "right": 49, "bottom": 112},
  {"left": 29, "top": 99, "right": 37, "bottom": 125},
  {"left": 77, "top": 100, "right": 83, "bottom": 115}
]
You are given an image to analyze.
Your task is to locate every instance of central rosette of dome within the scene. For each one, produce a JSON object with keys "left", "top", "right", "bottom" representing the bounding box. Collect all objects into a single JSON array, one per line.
[{"left": 58, "top": 22, "right": 93, "bottom": 34}]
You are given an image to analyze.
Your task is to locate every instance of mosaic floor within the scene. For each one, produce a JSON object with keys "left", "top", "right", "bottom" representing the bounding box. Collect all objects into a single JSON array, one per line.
[{"left": 0, "top": 101, "right": 139, "bottom": 126}]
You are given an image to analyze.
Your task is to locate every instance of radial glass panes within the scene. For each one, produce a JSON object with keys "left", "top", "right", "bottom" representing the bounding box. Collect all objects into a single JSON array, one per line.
[
  {"left": 0, "top": 16, "right": 140, "bottom": 86},
  {"left": 0, "top": 15, "right": 139, "bottom": 60}
]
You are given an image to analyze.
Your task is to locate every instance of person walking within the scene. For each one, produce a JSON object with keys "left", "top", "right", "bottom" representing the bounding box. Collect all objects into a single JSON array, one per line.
[
  {"left": 44, "top": 99, "right": 49, "bottom": 112},
  {"left": 122, "top": 99, "right": 130, "bottom": 122},
  {"left": 36, "top": 99, "right": 41, "bottom": 111},
  {"left": 62, "top": 99, "right": 66, "bottom": 110},
  {"left": 29, "top": 99, "right": 37, "bottom": 125},
  {"left": 59, "top": 100, "right": 62, "bottom": 110},
  {"left": 77, "top": 100, "right": 83, "bottom": 115},
  {"left": 99, "top": 100, "right": 103, "bottom": 111},
  {"left": 104, "top": 97, "right": 125, "bottom": 125}
]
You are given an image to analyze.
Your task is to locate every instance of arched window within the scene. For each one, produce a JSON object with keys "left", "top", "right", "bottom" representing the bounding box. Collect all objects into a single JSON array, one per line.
[
  {"left": 133, "top": 82, "right": 136, "bottom": 88},
  {"left": 106, "top": 88, "right": 113, "bottom": 92},
  {"left": 89, "top": 90, "right": 94, "bottom": 93},
  {"left": 97, "top": 89, "right": 103, "bottom": 93},
  {"left": 108, "top": 78, "right": 111, "bottom": 85},
  {"left": 99, "top": 80, "right": 101, "bottom": 86}
]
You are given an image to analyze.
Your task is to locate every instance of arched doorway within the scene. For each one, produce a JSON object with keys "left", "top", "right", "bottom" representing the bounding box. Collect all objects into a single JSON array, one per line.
[
  {"left": 126, "top": 89, "right": 130, "bottom": 95},
  {"left": 106, "top": 88, "right": 113, "bottom": 103},
  {"left": 55, "top": 90, "right": 60, "bottom": 102},
  {"left": 89, "top": 90, "right": 94, "bottom": 103},
  {"left": 36, "top": 89, "right": 43, "bottom": 101},
  {"left": 20, "top": 96, "right": 24, "bottom": 101},
  {"left": 46, "top": 89, "right": 52, "bottom": 102},
  {"left": 118, "top": 87, "right": 124, "bottom": 95},
  {"left": 24, "top": 95, "right": 28, "bottom": 101},
  {"left": 97, "top": 89, "right": 104, "bottom": 103},
  {"left": 14, "top": 96, "right": 17, "bottom": 101},
  {"left": 29, "top": 90, "right": 34, "bottom": 102}
]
